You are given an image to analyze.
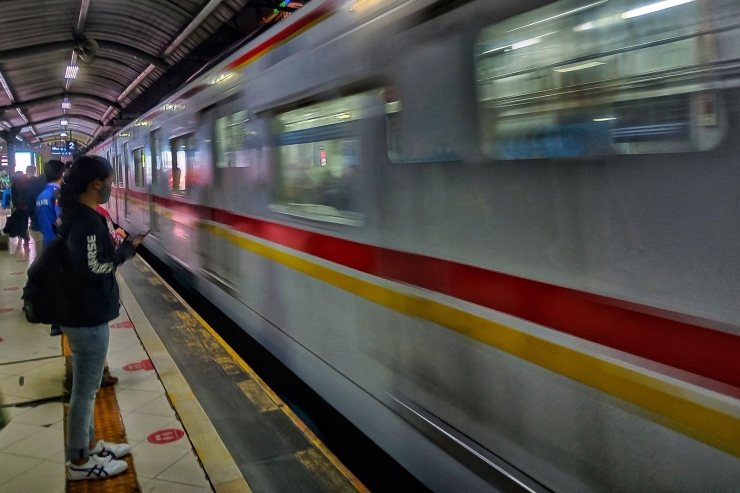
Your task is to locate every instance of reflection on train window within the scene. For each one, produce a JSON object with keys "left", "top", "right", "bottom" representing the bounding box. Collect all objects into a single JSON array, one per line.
[
  {"left": 272, "top": 91, "right": 380, "bottom": 225},
  {"left": 169, "top": 135, "right": 194, "bottom": 193},
  {"left": 133, "top": 147, "right": 147, "bottom": 187},
  {"left": 215, "top": 111, "right": 260, "bottom": 168},
  {"left": 475, "top": 0, "right": 725, "bottom": 159}
]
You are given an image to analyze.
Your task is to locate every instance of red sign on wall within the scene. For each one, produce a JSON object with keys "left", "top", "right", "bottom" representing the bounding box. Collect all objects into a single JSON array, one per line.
[
  {"left": 2, "top": 287, "right": 19, "bottom": 291},
  {"left": 147, "top": 428, "right": 184, "bottom": 444},
  {"left": 122, "top": 359, "right": 155, "bottom": 371}
]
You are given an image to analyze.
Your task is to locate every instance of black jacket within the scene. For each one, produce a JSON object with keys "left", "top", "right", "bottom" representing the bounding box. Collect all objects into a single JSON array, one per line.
[{"left": 57, "top": 204, "right": 135, "bottom": 327}]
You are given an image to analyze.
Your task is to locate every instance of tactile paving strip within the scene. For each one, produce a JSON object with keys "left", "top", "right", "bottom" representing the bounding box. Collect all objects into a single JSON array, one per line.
[{"left": 63, "top": 335, "right": 141, "bottom": 493}]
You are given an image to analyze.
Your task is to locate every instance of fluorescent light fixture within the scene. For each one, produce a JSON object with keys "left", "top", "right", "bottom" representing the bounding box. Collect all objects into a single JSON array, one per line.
[
  {"left": 511, "top": 37, "right": 541, "bottom": 50},
  {"left": 621, "top": 0, "right": 693, "bottom": 19},
  {"left": 62, "top": 98, "right": 71, "bottom": 110},
  {"left": 593, "top": 117, "right": 617, "bottom": 122},
  {"left": 16, "top": 135, "right": 23, "bottom": 141},
  {"left": 60, "top": 132, "right": 68, "bottom": 137},
  {"left": 60, "top": 118, "right": 69, "bottom": 126},
  {"left": 508, "top": 0, "right": 608, "bottom": 31},
  {"left": 0, "top": 71, "right": 13, "bottom": 102},
  {"left": 574, "top": 14, "right": 622, "bottom": 31},
  {"left": 64, "top": 64, "right": 79, "bottom": 80},
  {"left": 211, "top": 73, "right": 233, "bottom": 84},
  {"left": 555, "top": 61, "right": 605, "bottom": 72},
  {"left": 334, "top": 113, "right": 351, "bottom": 120}
]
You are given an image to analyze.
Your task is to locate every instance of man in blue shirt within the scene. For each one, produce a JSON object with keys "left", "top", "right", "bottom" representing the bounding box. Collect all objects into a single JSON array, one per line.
[
  {"left": 36, "top": 160, "right": 64, "bottom": 251},
  {"left": 35, "top": 160, "right": 65, "bottom": 336}
]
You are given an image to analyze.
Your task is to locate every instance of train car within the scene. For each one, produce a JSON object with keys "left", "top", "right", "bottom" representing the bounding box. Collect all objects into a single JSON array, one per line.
[{"left": 92, "top": 0, "right": 740, "bottom": 490}]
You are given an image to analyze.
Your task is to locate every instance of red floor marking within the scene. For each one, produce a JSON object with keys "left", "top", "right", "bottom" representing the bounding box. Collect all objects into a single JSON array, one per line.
[
  {"left": 0, "top": 337, "right": 4, "bottom": 342},
  {"left": 0, "top": 308, "right": 13, "bottom": 313},
  {"left": 9, "top": 272, "right": 23, "bottom": 275},
  {"left": 122, "top": 359, "right": 154, "bottom": 371},
  {"left": 147, "top": 429, "right": 184, "bottom": 444},
  {"left": 110, "top": 321, "right": 133, "bottom": 329},
  {"left": 2, "top": 287, "right": 19, "bottom": 291}
]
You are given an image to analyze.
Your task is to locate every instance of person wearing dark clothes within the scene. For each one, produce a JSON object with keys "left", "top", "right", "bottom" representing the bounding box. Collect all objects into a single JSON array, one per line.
[
  {"left": 56, "top": 156, "right": 142, "bottom": 480},
  {"left": 3, "top": 168, "right": 33, "bottom": 246},
  {"left": 35, "top": 160, "right": 65, "bottom": 336},
  {"left": 27, "top": 162, "right": 58, "bottom": 253}
]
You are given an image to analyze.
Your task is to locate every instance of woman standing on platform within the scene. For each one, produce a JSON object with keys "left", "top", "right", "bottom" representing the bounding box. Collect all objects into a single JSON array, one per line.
[{"left": 57, "top": 156, "right": 142, "bottom": 480}]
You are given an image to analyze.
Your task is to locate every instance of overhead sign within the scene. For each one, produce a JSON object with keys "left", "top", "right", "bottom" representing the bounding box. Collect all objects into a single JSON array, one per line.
[
  {"left": 67, "top": 140, "right": 78, "bottom": 153},
  {"left": 51, "top": 146, "right": 72, "bottom": 156}
]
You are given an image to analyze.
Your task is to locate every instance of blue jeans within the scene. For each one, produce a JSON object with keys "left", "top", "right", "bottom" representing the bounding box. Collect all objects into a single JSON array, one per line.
[{"left": 62, "top": 324, "right": 109, "bottom": 461}]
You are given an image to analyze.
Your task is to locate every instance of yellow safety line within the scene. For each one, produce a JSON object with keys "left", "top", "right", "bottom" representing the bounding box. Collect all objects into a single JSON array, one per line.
[{"left": 137, "top": 256, "right": 370, "bottom": 493}]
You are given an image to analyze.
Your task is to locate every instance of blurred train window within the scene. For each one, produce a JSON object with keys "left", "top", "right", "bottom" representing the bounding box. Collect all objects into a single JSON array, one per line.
[
  {"left": 214, "top": 111, "right": 260, "bottom": 168},
  {"left": 169, "top": 135, "right": 195, "bottom": 194},
  {"left": 133, "top": 147, "right": 147, "bottom": 187},
  {"left": 271, "top": 91, "right": 381, "bottom": 225},
  {"left": 475, "top": 0, "right": 725, "bottom": 159}
]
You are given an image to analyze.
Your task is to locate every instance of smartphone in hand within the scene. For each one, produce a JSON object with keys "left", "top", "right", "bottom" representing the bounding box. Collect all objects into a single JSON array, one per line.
[{"left": 129, "top": 229, "right": 151, "bottom": 244}]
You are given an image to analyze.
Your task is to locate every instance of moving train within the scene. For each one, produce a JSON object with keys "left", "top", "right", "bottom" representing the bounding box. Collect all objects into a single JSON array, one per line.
[{"left": 93, "top": 0, "right": 740, "bottom": 490}]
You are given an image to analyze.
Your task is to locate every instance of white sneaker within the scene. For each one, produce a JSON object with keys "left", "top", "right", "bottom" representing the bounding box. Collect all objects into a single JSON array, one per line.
[
  {"left": 90, "top": 439, "right": 132, "bottom": 459},
  {"left": 67, "top": 454, "right": 128, "bottom": 480}
]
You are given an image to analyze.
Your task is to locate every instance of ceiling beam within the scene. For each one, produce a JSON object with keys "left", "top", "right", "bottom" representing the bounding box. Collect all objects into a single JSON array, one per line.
[
  {"left": 163, "top": 0, "right": 227, "bottom": 58},
  {"left": 76, "top": 0, "right": 92, "bottom": 35},
  {"left": 36, "top": 130, "right": 95, "bottom": 141},
  {"left": 0, "top": 41, "right": 169, "bottom": 70},
  {"left": 10, "top": 113, "right": 103, "bottom": 132},
  {"left": 0, "top": 92, "right": 123, "bottom": 113}
]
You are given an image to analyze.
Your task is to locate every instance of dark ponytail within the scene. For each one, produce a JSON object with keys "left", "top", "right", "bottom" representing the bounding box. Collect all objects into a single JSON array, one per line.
[{"left": 60, "top": 156, "right": 114, "bottom": 221}]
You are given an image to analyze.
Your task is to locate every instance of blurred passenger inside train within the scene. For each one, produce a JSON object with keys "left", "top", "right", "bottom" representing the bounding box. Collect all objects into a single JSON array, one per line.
[{"left": 56, "top": 156, "right": 142, "bottom": 480}]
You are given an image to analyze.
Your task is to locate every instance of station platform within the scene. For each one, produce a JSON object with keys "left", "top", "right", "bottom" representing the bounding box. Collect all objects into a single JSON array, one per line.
[{"left": 0, "top": 233, "right": 366, "bottom": 493}]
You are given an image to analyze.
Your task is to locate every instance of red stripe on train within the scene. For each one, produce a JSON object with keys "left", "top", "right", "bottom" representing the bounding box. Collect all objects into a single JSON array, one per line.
[{"left": 124, "top": 189, "right": 740, "bottom": 389}]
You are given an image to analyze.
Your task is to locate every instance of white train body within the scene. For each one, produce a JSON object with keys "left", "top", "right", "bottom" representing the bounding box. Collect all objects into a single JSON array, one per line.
[{"left": 95, "top": 0, "right": 740, "bottom": 490}]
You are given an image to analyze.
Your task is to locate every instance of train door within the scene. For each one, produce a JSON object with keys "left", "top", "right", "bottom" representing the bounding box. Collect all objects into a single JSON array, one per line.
[
  {"left": 149, "top": 129, "right": 161, "bottom": 234},
  {"left": 123, "top": 142, "right": 129, "bottom": 218},
  {"left": 132, "top": 146, "right": 149, "bottom": 228}
]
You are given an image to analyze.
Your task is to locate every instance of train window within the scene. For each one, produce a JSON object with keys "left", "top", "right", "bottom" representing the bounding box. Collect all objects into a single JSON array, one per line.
[
  {"left": 214, "top": 111, "right": 260, "bottom": 168},
  {"left": 169, "top": 135, "right": 195, "bottom": 193},
  {"left": 271, "top": 91, "right": 380, "bottom": 225},
  {"left": 475, "top": 0, "right": 725, "bottom": 159},
  {"left": 133, "top": 147, "right": 147, "bottom": 187}
]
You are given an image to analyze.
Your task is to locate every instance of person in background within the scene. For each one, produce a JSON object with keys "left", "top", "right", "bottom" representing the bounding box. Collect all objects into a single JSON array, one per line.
[
  {"left": 57, "top": 156, "right": 142, "bottom": 480},
  {"left": 3, "top": 169, "right": 32, "bottom": 249},
  {"left": 35, "top": 160, "right": 65, "bottom": 336},
  {"left": 27, "top": 162, "right": 57, "bottom": 254}
]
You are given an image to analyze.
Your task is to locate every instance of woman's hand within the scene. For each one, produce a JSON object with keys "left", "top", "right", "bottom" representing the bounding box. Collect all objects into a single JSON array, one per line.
[{"left": 115, "top": 227, "right": 127, "bottom": 238}]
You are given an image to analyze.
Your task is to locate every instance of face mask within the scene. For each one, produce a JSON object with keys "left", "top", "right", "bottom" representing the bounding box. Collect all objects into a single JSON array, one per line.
[{"left": 99, "top": 183, "right": 112, "bottom": 204}]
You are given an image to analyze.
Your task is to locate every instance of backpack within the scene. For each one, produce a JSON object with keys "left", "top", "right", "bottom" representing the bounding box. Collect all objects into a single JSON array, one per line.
[{"left": 22, "top": 237, "right": 76, "bottom": 325}]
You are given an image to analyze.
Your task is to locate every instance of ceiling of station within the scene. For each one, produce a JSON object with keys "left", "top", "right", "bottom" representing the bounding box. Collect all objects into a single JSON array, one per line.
[{"left": 0, "top": 0, "right": 298, "bottom": 150}]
